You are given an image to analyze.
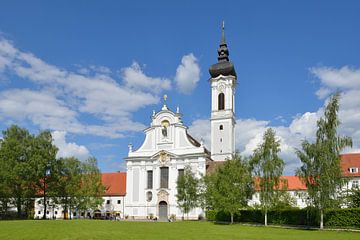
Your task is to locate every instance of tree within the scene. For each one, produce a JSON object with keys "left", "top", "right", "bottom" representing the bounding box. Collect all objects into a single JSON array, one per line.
[
  {"left": 347, "top": 187, "right": 360, "bottom": 208},
  {"left": 250, "top": 128, "right": 284, "bottom": 226},
  {"left": 176, "top": 166, "right": 199, "bottom": 220},
  {"left": 52, "top": 157, "right": 82, "bottom": 219},
  {"left": 76, "top": 157, "right": 105, "bottom": 215},
  {"left": 0, "top": 125, "right": 34, "bottom": 218},
  {"left": 205, "top": 154, "right": 253, "bottom": 224},
  {"left": 29, "top": 130, "right": 58, "bottom": 219},
  {"left": 296, "top": 93, "right": 352, "bottom": 229}
]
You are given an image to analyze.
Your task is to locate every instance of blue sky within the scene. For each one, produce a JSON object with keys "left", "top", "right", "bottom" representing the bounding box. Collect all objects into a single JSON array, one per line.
[{"left": 1, "top": 1, "right": 360, "bottom": 174}]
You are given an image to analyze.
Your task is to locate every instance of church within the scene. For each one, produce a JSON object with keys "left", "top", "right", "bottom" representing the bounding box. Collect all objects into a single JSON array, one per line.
[{"left": 123, "top": 24, "right": 236, "bottom": 220}]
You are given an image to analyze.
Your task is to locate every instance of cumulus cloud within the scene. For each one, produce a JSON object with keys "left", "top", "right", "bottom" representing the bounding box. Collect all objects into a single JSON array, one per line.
[
  {"left": 0, "top": 36, "right": 171, "bottom": 138},
  {"left": 175, "top": 53, "right": 200, "bottom": 94},
  {"left": 52, "top": 131, "right": 90, "bottom": 160},
  {"left": 122, "top": 61, "right": 171, "bottom": 94}
]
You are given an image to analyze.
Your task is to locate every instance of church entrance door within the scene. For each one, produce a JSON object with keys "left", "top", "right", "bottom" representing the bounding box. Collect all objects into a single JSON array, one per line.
[{"left": 158, "top": 201, "right": 168, "bottom": 221}]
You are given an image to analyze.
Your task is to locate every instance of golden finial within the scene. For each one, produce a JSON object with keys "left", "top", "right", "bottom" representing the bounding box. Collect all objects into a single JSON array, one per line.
[{"left": 164, "top": 94, "right": 168, "bottom": 103}]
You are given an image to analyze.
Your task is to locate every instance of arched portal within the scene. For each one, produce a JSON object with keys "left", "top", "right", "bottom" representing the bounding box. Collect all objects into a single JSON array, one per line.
[{"left": 158, "top": 201, "right": 168, "bottom": 221}]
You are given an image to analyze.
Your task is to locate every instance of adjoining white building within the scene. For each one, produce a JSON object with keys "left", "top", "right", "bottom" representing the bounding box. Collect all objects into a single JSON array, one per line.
[{"left": 34, "top": 172, "right": 126, "bottom": 219}]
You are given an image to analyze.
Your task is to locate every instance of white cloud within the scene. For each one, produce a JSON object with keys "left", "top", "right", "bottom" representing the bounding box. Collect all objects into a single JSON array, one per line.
[
  {"left": 0, "top": 36, "right": 169, "bottom": 138},
  {"left": 175, "top": 53, "right": 200, "bottom": 94},
  {"left": 52, "top": 131, "right": 90, "bottom": 160},
  {"left": 122, "top": 61, "right": 171, "bottom": 94}
]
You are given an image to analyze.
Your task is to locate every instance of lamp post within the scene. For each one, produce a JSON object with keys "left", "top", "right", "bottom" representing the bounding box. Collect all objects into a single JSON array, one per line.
[{"left": 43, "top": 165, "right": 51, "bottom": 220}]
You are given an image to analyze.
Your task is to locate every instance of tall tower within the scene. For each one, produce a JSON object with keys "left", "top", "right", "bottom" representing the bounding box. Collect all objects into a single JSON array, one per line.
[{"left": 209, "top": 22, "right": 237, "bottom": 161}]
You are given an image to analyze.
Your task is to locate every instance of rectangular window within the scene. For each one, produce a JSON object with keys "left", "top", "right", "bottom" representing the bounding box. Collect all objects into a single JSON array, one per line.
[
  {"left": 106, "top": 200, "right": 111, "bottom": 204},
  {"left": 117, "top": 200, "right": 121, "bottom": 204},
  {"left": 160, "top": 167, "right": 169, "bottom": 189},
  {"left": 178, "top": 169, "right": 184, "bottom": 179},
  {"left": 350, "top": 167, "right": 359, "bottom": 173},
  {"left": 147, "top": 170, "right": 153, "bottom": 189},
  {"left": 353, "top": 180, "right": 359, "bottom": 189}
]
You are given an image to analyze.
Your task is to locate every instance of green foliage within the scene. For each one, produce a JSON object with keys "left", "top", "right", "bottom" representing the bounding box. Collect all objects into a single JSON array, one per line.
[
  {"left": 207, "top": 208, "right": 360, "bottom": 228},
  {"left": 77, "top": 157, "right": 105, "bottom": 213},
  {"left": 176, "top": 166, "right": 199, "bottom": 219},
  {"left": 325, "top": 208, "right": 360, "bottom": 228},
  {"left": 0, "top": 125, "right": 37, "bottom": 218},
  {"left": 205, "top": 153, "right": 253, "bottom": 224},
  {"left": 346, "top": 188, "right": 360, "bottom": 208},
  {"left": 0, "top": 125, "right": 104, "bottom": 219},
  {"left": 250, "top": 128, "right": 285, "bottom": 225},
  {"left": 296, "top": 93, "right": 352, "bottom": 228}
]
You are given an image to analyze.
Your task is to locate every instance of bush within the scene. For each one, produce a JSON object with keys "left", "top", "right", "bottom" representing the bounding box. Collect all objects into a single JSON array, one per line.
[
  {"left": 325, "top": 208, "right": 360, "bottom": 228},
  {"left": 207, "top": 208, "right": 360, "bottom": 228},
  {"left": 205, "top": 210, "right": 216, "bottom": 221}
]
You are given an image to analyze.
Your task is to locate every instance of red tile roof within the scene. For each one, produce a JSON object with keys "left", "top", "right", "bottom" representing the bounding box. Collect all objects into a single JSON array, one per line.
[
  {"left": 253, "top": 176, "right": 307, "bottom": 191},
  {"left": 341, "top": 153, "right": 360, "bottom": 177},
  {"left": 102, "top": 172, "right": 126, "bottom": 196}
]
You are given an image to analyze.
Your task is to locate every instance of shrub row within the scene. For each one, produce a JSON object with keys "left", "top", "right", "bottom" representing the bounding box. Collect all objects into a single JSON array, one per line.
[{"left": 206, "top": 208, "right": 360, "bottom": 228}]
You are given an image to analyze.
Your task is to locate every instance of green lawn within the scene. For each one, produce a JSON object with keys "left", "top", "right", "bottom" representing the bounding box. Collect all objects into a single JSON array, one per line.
[{"left": 0, "top": 220, "right": 359, "bottom": 240}]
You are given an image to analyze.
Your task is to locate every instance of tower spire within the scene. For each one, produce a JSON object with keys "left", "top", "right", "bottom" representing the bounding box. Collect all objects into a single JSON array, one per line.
[
  {"left": 209, "top": 22, "right": 236, "bottom": 78},
  {"left": 221, "top": 20, "right": 226, "bottom": 45}
]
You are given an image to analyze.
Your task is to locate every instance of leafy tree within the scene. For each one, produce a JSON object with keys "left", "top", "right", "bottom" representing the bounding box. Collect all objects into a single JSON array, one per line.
[
  {"left": 271, "top": 189, "right": 297, "bottom": 210},
  {"left": 76, "top": 157, "right": 105, "bottom": 215},
  {"left": 205, "top": 154, "right": 253, "bottom": 224},
  {"left": 347, "top": 187, "right": 360, "bottom": 208},
  {"left": 29, "top": 130, "right": 58, "bottom": 219},
  {"left": 296, "top": 93, "right": 352, "bottom": 229},
  {"left": 52, "top": 157, "right": 82, "bottom": 219},
  {"left": 250, "top": 128, "right": 284, "bottom": 226},
  {"left": 176, "top": 165, "right": 199, "bottom": 220},
  {"left": 0, "top": 125, "right": 34, "bottom": 218}
]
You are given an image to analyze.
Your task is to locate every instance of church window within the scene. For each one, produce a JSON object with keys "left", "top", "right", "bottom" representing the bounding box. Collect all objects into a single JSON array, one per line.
[
  {"left": 147, "top": 170, "right": 153, "bottom": 189},
  {"left": 218, "top": 93, "right": 225, "bottom": 110},
  {"left": 117, "top": 200, "right": 121, "bottom": 204},
  {"left": 160, "top": 167, "right": 169, "bottom": 188},
  {"left": 220, "top": 138, "right": 222, "bottom": 142},
  {"left": 38, "top": 211, "right": 41, "bottom": 215},
  {"left": 55, "top": 211, "right": 58, "bottom": 215},
  {"left": 106, "top": 200, "right": 111, "bottom": 204},
  {"left": 219, "top": 125, "right": 223, "bottom": 130},
  {"left": 178, "top": 169, "right": 184, "bottom": 179}
]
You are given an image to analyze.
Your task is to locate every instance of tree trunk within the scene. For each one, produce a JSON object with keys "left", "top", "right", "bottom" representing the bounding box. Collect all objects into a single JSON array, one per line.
[
  {"left": 16, "top": 197, "right": 22, "bottom": 218},
  {"left": 320, "top": 209, "right": 324, "bottom": 229},
  {"left": 265, "top": 209, "right": 268, "bottom": 226},
  {"left": 230, "top": 213, "right": 234, "bottom": 224}
]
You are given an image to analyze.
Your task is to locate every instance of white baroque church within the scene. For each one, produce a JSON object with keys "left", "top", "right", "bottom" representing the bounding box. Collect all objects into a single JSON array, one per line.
[{"left": 123, "top": 24, "right": 237, "bottom": 220}]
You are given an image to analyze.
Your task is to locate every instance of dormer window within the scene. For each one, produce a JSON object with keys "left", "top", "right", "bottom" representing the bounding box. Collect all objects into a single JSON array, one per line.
[{"left": 349, "top": 167, "right": 358, "bottom": 173}]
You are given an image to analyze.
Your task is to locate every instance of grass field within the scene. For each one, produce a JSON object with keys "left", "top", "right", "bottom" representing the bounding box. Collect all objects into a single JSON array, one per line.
[{"left": 0, "top": 220, "right": 359, "bottom": 240}]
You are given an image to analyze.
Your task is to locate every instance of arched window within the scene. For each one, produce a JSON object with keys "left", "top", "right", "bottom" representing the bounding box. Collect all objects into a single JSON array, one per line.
[
  {"left": 218, "top": 93, "right": 225, "bottom": 110},
  {"left": 219, "top": 125, "right": 223, "bottom": 130}
]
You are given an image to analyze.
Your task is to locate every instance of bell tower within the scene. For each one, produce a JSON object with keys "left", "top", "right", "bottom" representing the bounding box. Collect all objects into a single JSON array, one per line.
[{"left": 209, "top": 22, "right": 237, "bottom": 161}]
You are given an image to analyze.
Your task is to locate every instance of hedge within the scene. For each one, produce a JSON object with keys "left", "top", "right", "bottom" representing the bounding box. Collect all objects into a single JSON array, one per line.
[{"left": 206, "top": 208, "right": 360, "bottom": 228}]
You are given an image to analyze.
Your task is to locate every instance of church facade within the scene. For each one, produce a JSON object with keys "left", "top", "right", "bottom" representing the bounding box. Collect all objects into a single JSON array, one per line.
[{"left": 123, "top": 24, "right": 237, "bottom": 220}]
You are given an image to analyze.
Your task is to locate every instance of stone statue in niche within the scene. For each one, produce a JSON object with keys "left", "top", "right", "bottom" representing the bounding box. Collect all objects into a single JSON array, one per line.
[
  {"left": 161, "top": 120, "right": 169, "bottom": 138},
  {"left": 162, "top": 126, "right": 167, "bottom": 137}
]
